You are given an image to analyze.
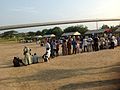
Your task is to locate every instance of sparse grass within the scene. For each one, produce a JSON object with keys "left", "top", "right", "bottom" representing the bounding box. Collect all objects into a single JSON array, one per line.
[{"left": 0, "top": 38, "right": 17, "bottom": 44}]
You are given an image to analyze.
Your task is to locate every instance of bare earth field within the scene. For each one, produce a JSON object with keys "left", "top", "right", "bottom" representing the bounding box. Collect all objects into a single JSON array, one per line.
[{"left": 0, "top": 42, "right": 120, "bottom": 90}]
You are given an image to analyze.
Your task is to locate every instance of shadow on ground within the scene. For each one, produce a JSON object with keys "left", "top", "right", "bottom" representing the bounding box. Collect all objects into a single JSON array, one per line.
[
  {"left": 0, "top": 63, "right": 120, "bottom": 84},
  {"left": 58, "top": 79, "right": 120, "bottom": 90}
]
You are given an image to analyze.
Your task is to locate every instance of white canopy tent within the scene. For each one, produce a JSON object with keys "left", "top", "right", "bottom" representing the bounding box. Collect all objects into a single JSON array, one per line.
[
  {"left": 62, "top": 32, "right": 81, "bottom": 37},
  {"left": 43, "top": 34, "right": 55, "bottom": 38},
  {"left": 34, "top": 35, "right": 42, "bottom": 38}
]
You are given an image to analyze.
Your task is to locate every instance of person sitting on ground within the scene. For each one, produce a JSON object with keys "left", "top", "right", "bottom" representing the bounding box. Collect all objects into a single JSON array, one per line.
[
  {"left": 42, "top": 48, "right": 51, "bottom": 62},
  {"left": 32, "top": 53, "right": 39, "bottom": 64},
  {"left": 13, "top": 57, "right": 27, "bottom": 67}
]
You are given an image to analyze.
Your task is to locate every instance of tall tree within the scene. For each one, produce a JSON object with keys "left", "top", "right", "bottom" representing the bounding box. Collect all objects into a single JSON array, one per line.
[
  {"left": 52, "top": 27, "right": 63, "bottom": 38},
  {"left": 42, "top": 27, "right": 63, "bottom": 38},
  {"left": 101, "top": 24, "right": 109, "bottom": 29},
  {"left": 64, "top": 25, "right": 88, "bottom": 34},
  {"left": 35, "top": 31, "right": 42, "bottom": 36},
  {"left": 27, "top": 31, "right": 35, "bottom": 37},
  {"left": 41, "top": 29, "right": 48, "bottom": 35}
]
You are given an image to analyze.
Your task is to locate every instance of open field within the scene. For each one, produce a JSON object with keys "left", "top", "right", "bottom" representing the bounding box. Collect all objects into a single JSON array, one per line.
[{"left": 0, "top": 42, "right": 120, "bottom": 90}]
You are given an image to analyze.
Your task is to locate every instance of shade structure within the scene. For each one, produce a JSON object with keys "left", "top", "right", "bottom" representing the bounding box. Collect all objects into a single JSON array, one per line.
[
  {"left": 85, "top": 29, "right": 105, "bottom": 35},
  {"left": 43, "top": 34, "right": 55, "bottom": 38},
  {"left": 115, "top": 27, "right": 120, "bottom": 33},
  {"left": 62, "top": 32, "right": 81, "bottom": 36},
  {"left": 34, "top": 35, "right": 42, "bottom": 38}
]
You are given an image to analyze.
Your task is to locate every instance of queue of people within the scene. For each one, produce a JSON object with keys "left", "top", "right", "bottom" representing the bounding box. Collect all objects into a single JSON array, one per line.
[
  {"left": 44, "top": 34, "right": 120, "bottom": 58},
  {"left": 13, "top": 34, "right": 120, "bottom": 67}
]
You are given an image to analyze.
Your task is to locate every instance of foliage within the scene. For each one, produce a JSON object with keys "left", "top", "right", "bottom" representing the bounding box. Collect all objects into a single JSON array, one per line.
[
  {"left": 41, "top": 27, "right": 63, "bottom": 38},
  {"left": 41, "top": 29, "right": 48, "bottom": 35},
  {"left": 35, "top": 31, "right": 42, "bottom": 36},
  {"left": 1, "top": 30, "right": 18, "bottom": 38},
  {"left": 64, "top": 25, "right": 88, "bottom": 34},
  {"left": 27, "top": 31, "right": 35, "bottom": 37},
  {"left": 101, "top": 24, "right": 109, "bottom": 29},
  {"left": 0, "top": 24, "right": 120, "bottom": 39}
]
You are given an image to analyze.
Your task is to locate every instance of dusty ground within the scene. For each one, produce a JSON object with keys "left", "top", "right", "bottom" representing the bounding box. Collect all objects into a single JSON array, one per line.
[{"left": 0, "top": 42, "right": 120, "bottom": 90}]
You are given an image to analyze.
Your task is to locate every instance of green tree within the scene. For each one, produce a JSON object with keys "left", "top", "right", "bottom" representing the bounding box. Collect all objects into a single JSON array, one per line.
[
  {"left": 41, "top": 29, "right": 48, "bottom": 35},
  {"left": 101, "top": 24, "right": 109, "bottom": 29},
  {"left": 51, "top": 27, "right": 63, "bottom": 38},
  {"left": 41, "top": 27, "right": 63, "bottom": 38},
  {"left": 64, "top": 25, "right": 88, "bottom": 34},
  {"left": 35, "top": 31, "right": 42, "bottom": 36},
  {"left": 2, "top": 30, "right": 18, "bottom": 38},
  {"left": 27, "top": 31, "right": 35, "bottom": 37}
]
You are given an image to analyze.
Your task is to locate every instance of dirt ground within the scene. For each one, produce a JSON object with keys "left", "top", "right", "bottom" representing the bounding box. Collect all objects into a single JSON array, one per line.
[{"left": 0, "top": 42, "right": 120, "bottom": 90}]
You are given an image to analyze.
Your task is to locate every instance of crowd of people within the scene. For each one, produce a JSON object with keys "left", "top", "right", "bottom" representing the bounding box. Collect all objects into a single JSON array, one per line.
[
  {"left": 13, "top": 33, "right": 120, "bottom": 67},
  {"left": 44, "top": 34, "right": 120, "bottom": 57}
]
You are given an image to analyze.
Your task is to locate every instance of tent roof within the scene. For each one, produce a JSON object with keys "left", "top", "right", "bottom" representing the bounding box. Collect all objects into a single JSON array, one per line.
[
  {"left": 43, "top": 34, "right": 55, "bottom": 38},
  {"left": 34, "top": 35, "right": 42, "bottom": 38},
  {"left": 115, "top": 27, "right": 120, "bottom": 32},
  {"left": 85, "top": 29, "right": 105, "bottom": 34},
  {"left": 62, "top": 32, "right": 81, "bottom": 36}
]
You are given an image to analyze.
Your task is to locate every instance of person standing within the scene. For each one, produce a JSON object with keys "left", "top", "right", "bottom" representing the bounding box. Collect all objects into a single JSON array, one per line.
[
  {"left": 62, "top": 39, "right": 67, "bottom": 55},
  {"left": 67, "top": 38, "right": 72, "bottom": 55},
  {"left": 83, "top": 37, "right": 88, "bottom": 52},
  {"left": 110, "top": 35, "right": 115, "bottom": 49},
  {"left": 93, "top": 36, "right": 99, "bottom": 51},
  {"left": 56, "top": 40, "right": 60, "bottom": 56},
  {"left": 53, "top": 40, "right": 57, "bottom": 57},
  {"left": 87, "top": 36, "right": 93, "bottom": 52},
  {"left": 23, "top": 46, "right": 32, "bottom": 65},
  {"left": 72, "top": 38, "right": 77, "bottom": 54}
]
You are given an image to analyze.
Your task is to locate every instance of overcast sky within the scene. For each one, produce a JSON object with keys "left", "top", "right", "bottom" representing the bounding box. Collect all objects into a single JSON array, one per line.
[{"left": 0, "top": 0, "right": 120, "bottom": 33}]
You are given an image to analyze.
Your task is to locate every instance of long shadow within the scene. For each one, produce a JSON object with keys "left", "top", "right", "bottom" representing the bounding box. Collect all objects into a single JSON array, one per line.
[
  {"left": 0, "top": 65, "right": 13, "bottom": 69},
  {"left": 0, "top": 62, "right": 120, "bottom": 85},
  {"left": 1, "top": 65, "right": 120, "bottom": 84},
  {"left": 78, "top": 63, "right": 120, "bottom": 71},
  {"left": 59, "top": 79, "right": 120, "bottom": 90}
]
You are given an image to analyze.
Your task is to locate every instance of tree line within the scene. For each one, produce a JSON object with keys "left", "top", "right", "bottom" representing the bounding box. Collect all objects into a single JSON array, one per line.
[{"left": 0, "top": 24, "right": 120, "bottom": 39}]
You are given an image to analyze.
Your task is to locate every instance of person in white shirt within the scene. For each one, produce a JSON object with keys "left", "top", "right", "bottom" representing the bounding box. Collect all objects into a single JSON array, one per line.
[
  {"left": 87, "top": 37, "right": 93, "bottom": 52},
  {"left": 83, "top": 37, "right": 88, "bottom": 52},
  {"left": 42, "top": 48, "right": 51, "bottom": 62},
  {"left": 45, "top": 41, "right": 51, "bottom": 51}
]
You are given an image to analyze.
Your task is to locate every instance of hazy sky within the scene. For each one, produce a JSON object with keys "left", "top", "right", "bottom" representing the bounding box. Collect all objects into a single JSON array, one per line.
[{"left": 0, "top": 0, "right": 120, "bottom": 32}]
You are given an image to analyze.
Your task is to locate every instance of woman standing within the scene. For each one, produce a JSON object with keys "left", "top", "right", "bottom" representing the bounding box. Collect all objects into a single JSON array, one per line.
[{"left": 62, "top": 39, "right": 67, "bottom": 55}]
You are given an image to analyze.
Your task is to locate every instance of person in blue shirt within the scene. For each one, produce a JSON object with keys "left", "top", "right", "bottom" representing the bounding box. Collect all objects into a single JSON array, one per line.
[{"left": 72, "top": 38, "right": 77, "bottom": 54}]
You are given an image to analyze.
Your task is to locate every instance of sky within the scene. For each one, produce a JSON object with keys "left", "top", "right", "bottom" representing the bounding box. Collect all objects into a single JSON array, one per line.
[{"left": 0, "top": 0, "right": 120, "bottom": 33}]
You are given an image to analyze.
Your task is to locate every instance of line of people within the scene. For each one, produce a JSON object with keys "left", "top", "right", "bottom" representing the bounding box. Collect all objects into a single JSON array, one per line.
[
  {"left": 44, "top": 34, "right": 119, "bottom": 58},
  {"left": 13, "top": 34, "right": 120, "bottom": 67}
]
